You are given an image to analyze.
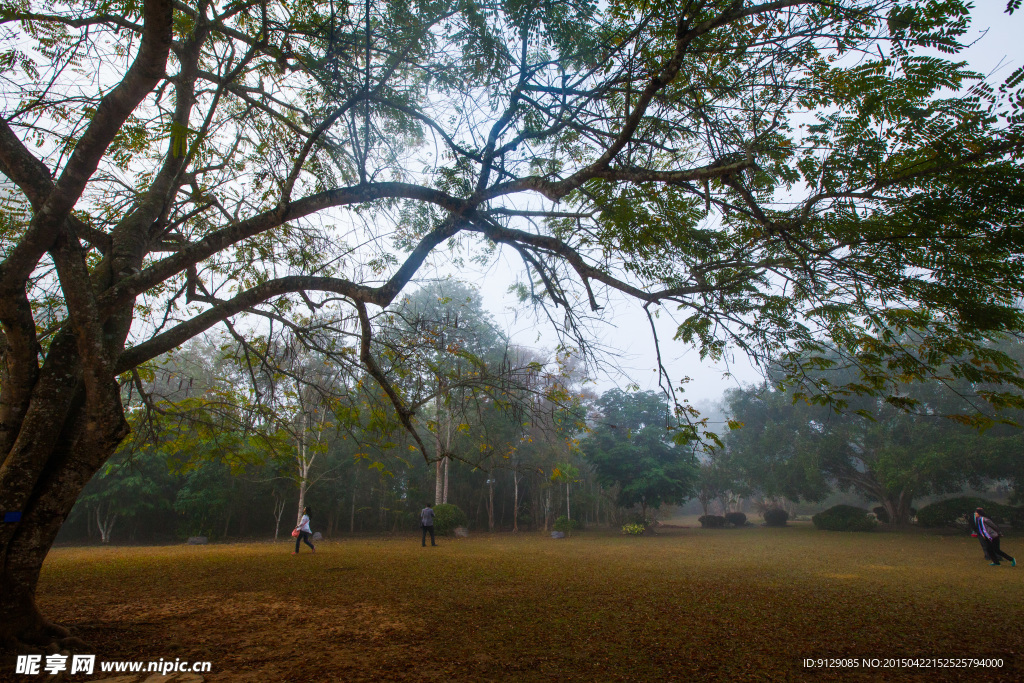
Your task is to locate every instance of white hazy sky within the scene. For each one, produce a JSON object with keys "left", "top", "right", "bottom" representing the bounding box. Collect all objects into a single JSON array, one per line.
[{"left": 443, "top": 2, "right": 1024, "bottom": 405}]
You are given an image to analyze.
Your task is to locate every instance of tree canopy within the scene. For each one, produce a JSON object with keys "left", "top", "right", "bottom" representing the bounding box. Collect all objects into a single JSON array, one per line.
[
  {"left": 2, "top": 0, "right": 1024, "bottom": 648},
  {"left": 584, "top": 389, "right": 698, "bottom": 520}
]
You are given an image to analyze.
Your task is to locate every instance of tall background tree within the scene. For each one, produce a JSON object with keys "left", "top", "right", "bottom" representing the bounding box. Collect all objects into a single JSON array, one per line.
[
  {"left": 584, "top": 389, "right": 698, "bottom": 522},
  {"left": 1, "top": 0, "right": 1023, "bottom": 649}
]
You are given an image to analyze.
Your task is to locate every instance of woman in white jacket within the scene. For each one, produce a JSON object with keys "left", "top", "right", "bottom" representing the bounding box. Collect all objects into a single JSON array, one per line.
[{"left": 293, "top": 506, "right": 315, "bottom": 554}]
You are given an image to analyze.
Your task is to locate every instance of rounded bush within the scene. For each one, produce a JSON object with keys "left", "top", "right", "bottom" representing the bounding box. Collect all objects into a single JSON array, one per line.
[
  {"left": 432, "top": 503, "right": 468, "bottom": 535},
  {"left": 621, "top": 522, "right": 646, "bottom": 535},
  {"left": 812, "top": 505, "right": 877, "bottom": 532},
  {"left": 762, "top": 508, "right": 789, "bottom": 527},
  {"left": 916, "top": 497, "right": 1019, "bottom": 530},
  {"left": 553, "top": 515, "right": 583, "bottom": 533},
  {"left": 698, "top": 515, "right": 727, "bottom": 528},
  {"left": 724, "top": 512, "right": 747, "bottom": 527}
]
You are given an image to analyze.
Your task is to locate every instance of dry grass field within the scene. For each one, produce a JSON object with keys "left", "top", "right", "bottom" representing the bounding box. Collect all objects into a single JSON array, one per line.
[{"left": 8, "top": 524, "right": 1023, "bottom": 682}]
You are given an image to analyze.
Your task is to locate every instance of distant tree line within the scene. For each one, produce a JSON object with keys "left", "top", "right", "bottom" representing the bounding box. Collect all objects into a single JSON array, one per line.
[
  {"left": 699, "top": 336, "right": 1024, "bottom": 526},
  {"left": 59, "top": 282, "right": 677, "bottom": 543}
]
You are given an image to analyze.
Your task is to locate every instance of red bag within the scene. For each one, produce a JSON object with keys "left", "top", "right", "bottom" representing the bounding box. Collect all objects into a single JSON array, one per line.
[{"left": 291, "top": 529, "right": 300, "bottom": 537}]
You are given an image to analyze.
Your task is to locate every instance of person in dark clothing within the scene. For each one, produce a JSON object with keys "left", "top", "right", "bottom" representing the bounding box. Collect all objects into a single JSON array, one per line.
[
  {"left": 421, "top": 503, "right": 436, "bottom": 547},
  {"left": 970, "top": 509, "right": 995, "bottom": 562},
  {"left": 976, "top": 508, "right": 1015, "bottom": 566},
  {"left": 293, "top": 506, "right": 315, "bottom": 554}
]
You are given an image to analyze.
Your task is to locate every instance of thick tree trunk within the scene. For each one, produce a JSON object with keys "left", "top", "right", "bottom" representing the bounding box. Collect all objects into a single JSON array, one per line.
[
  {"left": 880, "top": 490, "right": 914, "bottom": 527},
  {"left": 0, "top": 389, "right": 128, "bottom": 649}
]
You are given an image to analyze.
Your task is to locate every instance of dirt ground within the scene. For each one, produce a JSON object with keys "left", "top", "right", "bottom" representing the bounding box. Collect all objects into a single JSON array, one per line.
[{"left": 3, "top": 528, "right": 1023, "bottom": 682}]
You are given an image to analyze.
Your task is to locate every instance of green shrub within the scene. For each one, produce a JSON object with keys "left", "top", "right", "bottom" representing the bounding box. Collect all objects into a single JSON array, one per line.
[
  {"left": 432, "top": 503, "right": 468, "bottom": 535},
  {"left": 621, "top": 522, "right": 646, "bottom": 535},
  {"left": 553, "top": 516, "right": 583, "bottom": 533},
  {"left": 725, "top": 512, "right": 747, "bottom": 527},
  {"left": 915, "top": 497, "right": 1020, "bottom": 530},
  {"left": 763, "top": 508, "right": 789, "bottom": 527},
  {"left": 698, "top": 515, "right": 727, "bottom": 528},
  {"left": 812, "top": 505, "right": 877, "bottom": 532}
]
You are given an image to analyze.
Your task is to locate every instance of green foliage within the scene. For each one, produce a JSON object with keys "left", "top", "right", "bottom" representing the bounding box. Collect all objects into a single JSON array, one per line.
[
  {"left": 698, "top": 515, "right": 727, "bottom": 529},
  {"left": 621, "top": 522, "right": 645, "bottom": 535},
  {"left": 724, "top": 337, "right": 1024, "bottom": 522},
  {"left": 724, "top": 512, "right": 747, "bottom": 527},
  {"left": 812, "top": 505, "right": 878, "bottom": 532},
  {"left": 763, "top": 508, "right": 789, "bottom": 527},
  {"left": 432, "top": 503, "right": 468, "bottom": 535},
  {"left": 584, "top": 390, "right": 698, "bottom": 516},
  {"left": 915, "top": 497, "right": 1022, "bottom": 529},
  {"left": 553, "top": 515, "right": 582, "bottom": 533}
]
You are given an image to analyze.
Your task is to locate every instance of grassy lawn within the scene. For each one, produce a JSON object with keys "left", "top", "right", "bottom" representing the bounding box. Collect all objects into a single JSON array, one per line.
[{"left": 20, "top": 525, "right": 1024, "bottom": 682}]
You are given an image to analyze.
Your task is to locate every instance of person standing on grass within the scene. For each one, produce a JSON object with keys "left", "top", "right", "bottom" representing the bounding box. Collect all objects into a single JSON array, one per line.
[
  {"left": 976, "top": 508, "right": 1015, "bottom": 567},
  {"left": 421, "top": 503, "right": 436, "bottom": 547},
  {"left": 293, "top": 506, "right": 315, "bottom": 555}
]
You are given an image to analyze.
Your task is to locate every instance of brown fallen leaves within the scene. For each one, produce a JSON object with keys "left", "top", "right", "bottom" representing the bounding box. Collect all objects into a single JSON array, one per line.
[{"left": 21, "top": 526, "right": 1024, "bottom": 682}]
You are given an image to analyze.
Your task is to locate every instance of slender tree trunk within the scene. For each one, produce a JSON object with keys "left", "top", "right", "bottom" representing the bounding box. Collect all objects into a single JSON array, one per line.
[
  {"left": 512, "top": 469, "right": 520, "bottom": 533},
  {"left": 350, "top": 471, "right": 358, "bottom": 533},
  {"left": 544, "top": 488, "right": 551, "bottom": 532},
  {"left": 487, "top": 477, "right": 494, "bottom": 532},
  {"left": 295, "top": 434, "right": 309, "bottom": 526},
  {"left": 443, "top": 456, "right": 449, "bottom": 504},
  {"left": 85, "top": 504, "right": 95, "bottom": 542},
  {"left": 96, "top": 505, "right": 116, "bottom": 544},
  {"left": 273, "top": 496, "right": 286, "bottom": 541}
]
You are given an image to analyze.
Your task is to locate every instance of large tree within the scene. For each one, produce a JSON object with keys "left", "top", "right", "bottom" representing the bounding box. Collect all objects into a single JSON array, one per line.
[
  {"left": 1, "top": 0, "right": 1023, "bottom": 648},
  {"left": 584, "top": 389, "right": 698, "bottom": 521}
]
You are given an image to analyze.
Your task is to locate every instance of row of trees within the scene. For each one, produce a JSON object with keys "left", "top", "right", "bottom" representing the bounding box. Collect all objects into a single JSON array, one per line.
[
  {"left": 698, "top": 339, "right": 1024, "bottom": 526},
  {"left": 56, "top": 281, "right": 634, "bottom": 543},
  {"left": 60, "top": 294, "right": 1024, "bottom": 542},
  {"left": 58, "top": 279, "right": 717, "bottom": 542}
]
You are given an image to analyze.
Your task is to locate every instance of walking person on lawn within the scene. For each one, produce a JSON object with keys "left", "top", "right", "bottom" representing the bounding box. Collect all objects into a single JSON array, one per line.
[
  {"left": 970, "top": 508, "right": 996, "bottom": 563},
  {"left": 976, "top": 507, "right": 1015, "bottom": 566},
  {"left": 293, "top": 506, "right": 315, "bottom": 555},
  {"left": 421, "top": 503, "right": 437, "bottom": 547}
]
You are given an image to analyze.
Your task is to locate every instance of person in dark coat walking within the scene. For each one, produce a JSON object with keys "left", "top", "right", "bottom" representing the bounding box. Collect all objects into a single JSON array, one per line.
[
  {"left": 975, "top": 508, "right": 1015, "bottom": 566},
  {"left": 421, "top": 503, "right": 437, "bottom": 547},
  {"left": 970, "top": 509, "right": 994, "bottom": 562}
]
